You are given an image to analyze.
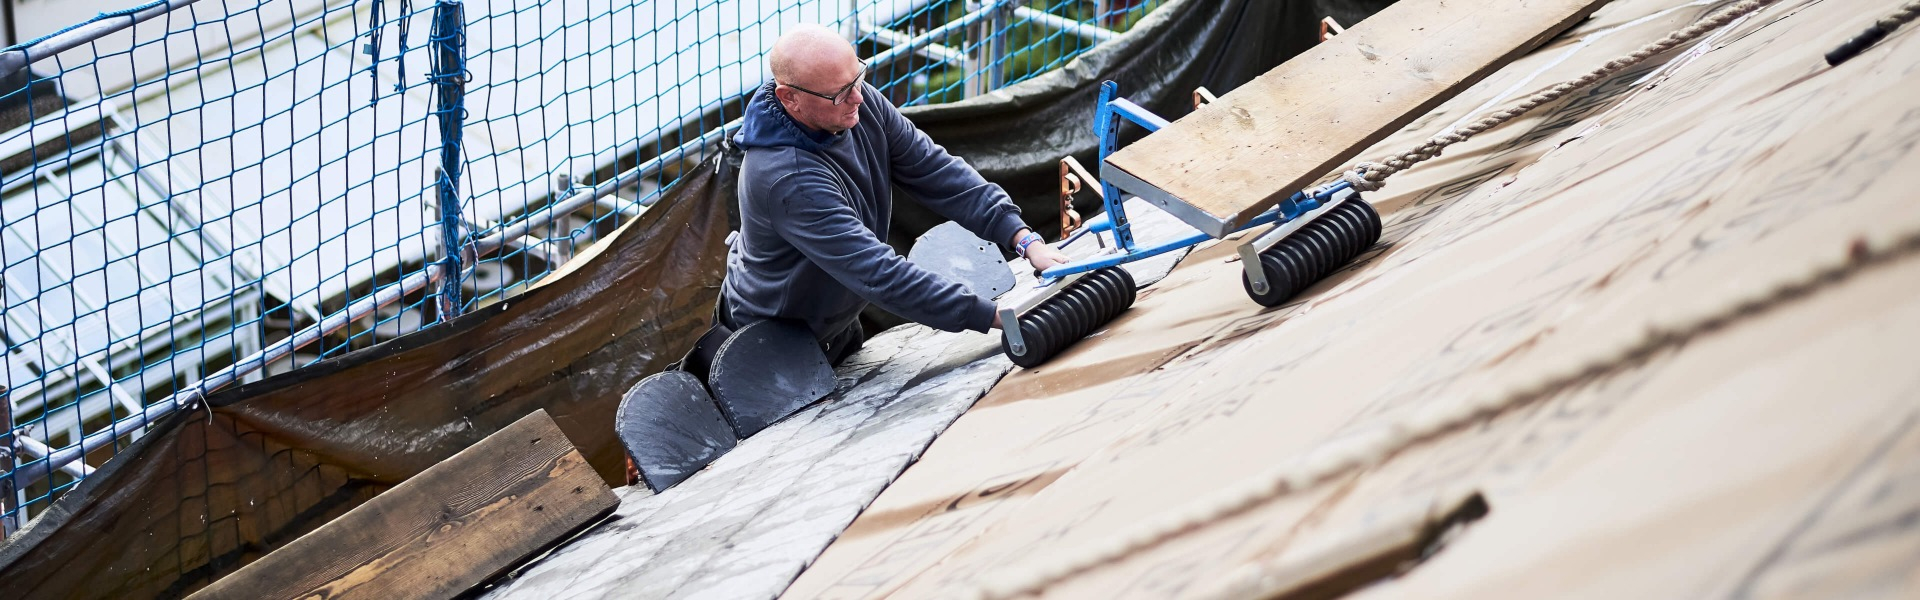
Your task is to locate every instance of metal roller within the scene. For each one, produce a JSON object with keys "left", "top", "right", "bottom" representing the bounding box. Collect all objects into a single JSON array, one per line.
[
  {"left": 1241, "top": 194, "right": 1381, "bottom": 307},
  {"left": 1001, "top": 267, "right": 1137, "bottom": 368}
]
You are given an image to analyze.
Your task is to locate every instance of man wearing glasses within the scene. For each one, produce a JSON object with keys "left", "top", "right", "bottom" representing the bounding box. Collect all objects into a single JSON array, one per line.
[{"left": 718, "top": 24, "right": 1071, "bottom": 365}]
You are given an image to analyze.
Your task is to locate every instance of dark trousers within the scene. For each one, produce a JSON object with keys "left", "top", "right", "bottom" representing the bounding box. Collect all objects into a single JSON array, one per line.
[{"left": 818, "top": 316, "right": 866, "bottom": 366}]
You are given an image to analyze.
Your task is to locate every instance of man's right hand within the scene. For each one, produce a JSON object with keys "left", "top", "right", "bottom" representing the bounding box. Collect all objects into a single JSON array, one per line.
[
  {"left": 1010, "top": 228, "right": 1071, "bottom": 275},
  {"left": 1022, "top": 241, "right": 1071, "bottom": 274}
]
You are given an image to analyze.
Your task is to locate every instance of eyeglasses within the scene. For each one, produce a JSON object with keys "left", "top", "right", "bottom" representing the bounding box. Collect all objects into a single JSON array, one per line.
[{"left": 782, "top": 61, "right": 869, "bottom": 106}]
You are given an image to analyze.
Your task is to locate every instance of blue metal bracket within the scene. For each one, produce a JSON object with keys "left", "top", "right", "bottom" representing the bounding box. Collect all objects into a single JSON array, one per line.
[
  {"left": 1035, "top": 81, "right": 1350, "bottom": 283},
  {"left": 1091, "top": 81, "right": 1139, "bottom": 252}
]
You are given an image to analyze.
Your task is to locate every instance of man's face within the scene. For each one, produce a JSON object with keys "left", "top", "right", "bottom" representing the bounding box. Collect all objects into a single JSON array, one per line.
[{"left": 777, "top": 59, "right": 866, "bottom": 133}]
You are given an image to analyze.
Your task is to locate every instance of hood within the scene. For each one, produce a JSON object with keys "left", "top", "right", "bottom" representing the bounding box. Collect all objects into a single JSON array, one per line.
[{"left": 733, "top": 81, "right": 842, "bottom": 153}]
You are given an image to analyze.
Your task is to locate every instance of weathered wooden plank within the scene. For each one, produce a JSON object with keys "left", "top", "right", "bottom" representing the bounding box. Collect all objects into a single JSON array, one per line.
[
  {"left": 190, "top": 409, "right": 618, "bottom": 600},
  {"left": 1104, "top": 0, "right": 1610, "bottom": 236}
]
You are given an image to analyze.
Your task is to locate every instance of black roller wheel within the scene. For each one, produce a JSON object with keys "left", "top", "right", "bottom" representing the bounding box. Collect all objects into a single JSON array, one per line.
[
  {"left": 1000, "top": 267, "right": 1139, "bottom": 368},
  {"left": 1241, "top": 196, "right": 1382, "bottom": 307}
]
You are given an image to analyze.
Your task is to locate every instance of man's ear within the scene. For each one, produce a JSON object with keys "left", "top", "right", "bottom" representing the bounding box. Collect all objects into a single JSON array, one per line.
[{"left": 771, "top": 84, "right": 795, "bottom": 110}]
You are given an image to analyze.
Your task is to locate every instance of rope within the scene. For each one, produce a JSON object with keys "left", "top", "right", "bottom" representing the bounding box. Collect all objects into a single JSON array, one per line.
[
  {"left": 1873, "top": 0, "right": 1920, "bottom": 32},
  {"left": 971, "top": 3, "right": 1801, "bottom": 597},
  {"left": 1826, "top": 0, "right": 1920, "bottom": 65},
  {"left": 1341, "top": 0, "right": 1776, "bottom": 192}
]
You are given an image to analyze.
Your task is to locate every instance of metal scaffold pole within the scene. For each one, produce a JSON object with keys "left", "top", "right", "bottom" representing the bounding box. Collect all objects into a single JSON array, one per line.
[
  {"left": 1, "top": 404, "right": 14, "bottom": 540},
  {"left": 967, "top": 0, "right": 1009, "bottom": 97},
  {"left": 430, "top": 0, "right": 469, "bottom": 319},
  {"left": 987, "top": 0, "right": 1009, "bottom": 91}
]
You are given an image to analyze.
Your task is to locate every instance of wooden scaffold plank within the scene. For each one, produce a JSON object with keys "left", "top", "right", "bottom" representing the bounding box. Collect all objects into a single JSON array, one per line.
[
  {"left": 189, "top": 409, "right": 618, "bottom": 600},
  {"left": 1103, "top": 0, "right": 1612, "bottom": 236}
]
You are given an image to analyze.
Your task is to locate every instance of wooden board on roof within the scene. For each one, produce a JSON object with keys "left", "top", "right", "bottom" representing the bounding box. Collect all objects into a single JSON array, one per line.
[
  {"left": 188, "top": 410, "right": 617, "bottom": 600},
  {"left": 1102, "top": 0, "right": 1611, "bottom": 236}
]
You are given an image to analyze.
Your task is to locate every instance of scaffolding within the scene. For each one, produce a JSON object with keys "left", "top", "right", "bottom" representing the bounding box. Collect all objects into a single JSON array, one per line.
[{"left": 0, "top": 0, "right": 1163, "bottom": 536}]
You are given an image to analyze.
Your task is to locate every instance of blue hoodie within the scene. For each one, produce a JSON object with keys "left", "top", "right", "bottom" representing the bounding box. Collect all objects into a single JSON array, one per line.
[{"left": 723, "top": 81, "right": 1028, "bottom": 339}]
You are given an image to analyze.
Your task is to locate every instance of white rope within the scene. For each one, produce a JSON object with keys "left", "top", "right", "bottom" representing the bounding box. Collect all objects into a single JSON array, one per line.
[
  {"left": 1877, "top": 0, "right": 1920, "bottom": 32},
  {"left": 1341, "top": 0, "right": 1776, "bottom": 192},
  {"left": 969, "top": 3, "right": 1819, "bottom": 597}
]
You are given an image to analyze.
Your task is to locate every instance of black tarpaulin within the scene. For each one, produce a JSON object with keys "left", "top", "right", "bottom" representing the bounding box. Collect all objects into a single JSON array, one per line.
[{"left": 0, "top": 157, "right": 734, "bottom": 599}]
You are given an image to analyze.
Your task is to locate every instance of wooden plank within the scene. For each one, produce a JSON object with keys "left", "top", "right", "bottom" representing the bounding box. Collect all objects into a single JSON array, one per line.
[
  {"left": 1104, "top": 0, "right": 1611, "bottom": 236},
  {"left": 190, "top": 409, "right": 618, "bottom": 600}
]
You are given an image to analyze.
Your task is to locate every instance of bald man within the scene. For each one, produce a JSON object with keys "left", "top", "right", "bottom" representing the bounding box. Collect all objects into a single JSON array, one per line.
[{"left": 717, "top": 25, "right": 1070, "bottom": 365}]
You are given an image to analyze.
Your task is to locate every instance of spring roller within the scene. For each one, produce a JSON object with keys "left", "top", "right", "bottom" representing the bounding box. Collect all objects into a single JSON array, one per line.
[
  {"left": 1003, "top": 80, "right": 1362, "bottom": 368},
  {"left": 1000, "top": 266, "right": 1137, "bottom": 368},
  {"left": 1239, "top": 188, "right": 1382, "bottom": 307}
]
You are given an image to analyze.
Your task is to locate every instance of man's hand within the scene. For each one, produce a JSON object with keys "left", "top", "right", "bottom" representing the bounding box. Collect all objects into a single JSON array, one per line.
[
  {"left": 1009, "top": 228, "right": 1072, "bottom": 274},
  {"left": 1023, "top": 241, "right": 1071, "bottom": 273}
]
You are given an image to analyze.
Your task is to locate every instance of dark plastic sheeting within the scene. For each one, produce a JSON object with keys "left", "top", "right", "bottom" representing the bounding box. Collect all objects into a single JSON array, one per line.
[
  {"left": 0, "top": 157, "right": 735, "bottom": 599},
  {"left": 0, "top": 1, "right": 1395, "bottom": 597}
]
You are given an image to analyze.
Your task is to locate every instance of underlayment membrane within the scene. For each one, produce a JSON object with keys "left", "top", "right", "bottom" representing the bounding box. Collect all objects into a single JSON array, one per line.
[{"left": 789, "top": 0, "right": 1920, "bottom": 597}]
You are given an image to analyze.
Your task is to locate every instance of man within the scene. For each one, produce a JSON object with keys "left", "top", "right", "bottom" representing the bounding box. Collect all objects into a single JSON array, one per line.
[{"left": 720, "top": 24, "right": 1071, "bottom": 365}]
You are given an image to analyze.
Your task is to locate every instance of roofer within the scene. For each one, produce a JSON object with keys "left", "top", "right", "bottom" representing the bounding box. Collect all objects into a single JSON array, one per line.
[{"left": 715, "top": 24, "right": 1071, "bottom": 365}]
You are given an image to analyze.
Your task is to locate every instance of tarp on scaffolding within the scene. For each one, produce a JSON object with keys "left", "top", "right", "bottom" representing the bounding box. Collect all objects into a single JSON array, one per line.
[
  {"left": 0, "top": 1, "right": 1396, "bottom": 597},
  {"left": 0, "top": 157, "right": 733, "bottom": 599}
]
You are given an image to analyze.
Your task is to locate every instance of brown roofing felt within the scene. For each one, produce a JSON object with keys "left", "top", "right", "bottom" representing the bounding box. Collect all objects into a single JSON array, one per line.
[{"left": 787, "top": 0, "right": 1920, "bottom": 597}]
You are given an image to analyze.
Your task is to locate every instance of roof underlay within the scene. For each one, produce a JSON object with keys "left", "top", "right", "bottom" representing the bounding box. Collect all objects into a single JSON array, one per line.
[
  {"left": 469, "top": 0, "right": 1920, "bottom": 597},
  {"left": 789, "top": 0, "right": 1920, "bottom": 597}
]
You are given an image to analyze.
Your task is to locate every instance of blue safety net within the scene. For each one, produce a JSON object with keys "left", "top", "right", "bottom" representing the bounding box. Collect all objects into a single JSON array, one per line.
[{"left": 0, "top": 0, "right": 1162, "bottom": 533}]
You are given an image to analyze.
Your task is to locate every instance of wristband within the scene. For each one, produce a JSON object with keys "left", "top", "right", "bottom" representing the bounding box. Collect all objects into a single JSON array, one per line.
[{"left": 1014, "top": 231, "right": 1044, "bottom": 258}]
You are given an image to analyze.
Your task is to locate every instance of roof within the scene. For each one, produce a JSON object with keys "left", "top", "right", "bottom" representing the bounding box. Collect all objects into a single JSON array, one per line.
[
  {"left": 789, "top": 0, "right": 1920, "bottom": 596},
  {"left": 420, "top": 0, "right": 1920, "bottom": 597}
]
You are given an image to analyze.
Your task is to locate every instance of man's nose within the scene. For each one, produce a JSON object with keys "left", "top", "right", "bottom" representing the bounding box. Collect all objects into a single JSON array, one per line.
[{"left": 847, "top": 83, "right": 864, "bottom": 106}]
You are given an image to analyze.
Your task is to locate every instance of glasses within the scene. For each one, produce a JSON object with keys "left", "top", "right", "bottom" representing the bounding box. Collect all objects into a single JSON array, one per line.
[{"left": 783, "top": 61, "right": 869, "bottom": 105}]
